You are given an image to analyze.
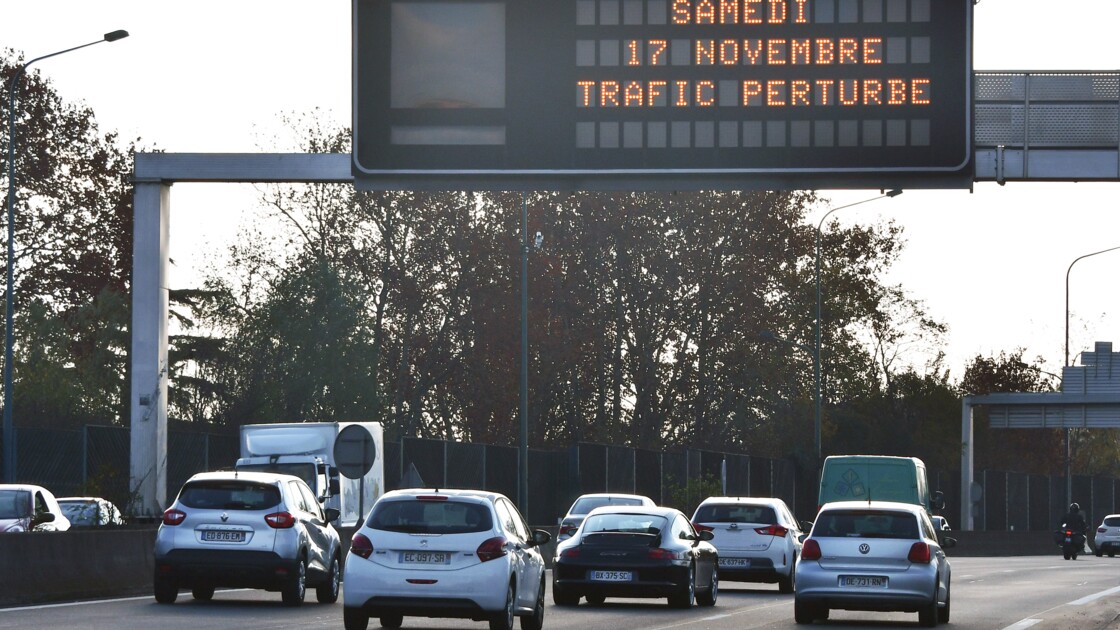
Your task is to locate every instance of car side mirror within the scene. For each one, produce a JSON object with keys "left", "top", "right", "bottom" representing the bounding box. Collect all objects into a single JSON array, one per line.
[
  {"left": 942, "top": 536, "right": 957, "bottom": 549},
  {"left": 531, "top": 529, "right": 552, "bottom": 547},
  {"left": 798, "top": 533, "right": 809, "bottom": 543},
  {"left": 931, "top": 491, "right": 946, "bottom": 512},
  {"left": 31, "top": 511, "right": 56, "bottom": 525},
  {"left": 698, "top": 530, "right": 714, "bottom": 542},
  {"left": 324, "top": 508, "right": 341, "bottom": 523}
]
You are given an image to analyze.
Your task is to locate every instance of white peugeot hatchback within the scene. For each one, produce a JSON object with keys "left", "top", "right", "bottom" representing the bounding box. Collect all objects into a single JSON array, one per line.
[
  {"left": 343, "top": 488, "right": 551, "bottom": 630},
  {"left": 691, "top": 497, "right": 805, "bottom": 593}
]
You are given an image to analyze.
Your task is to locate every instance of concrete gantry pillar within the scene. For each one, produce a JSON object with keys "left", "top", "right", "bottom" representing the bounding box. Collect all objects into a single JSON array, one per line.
[{"left": 129, "top": 179, "right": 170, "bottom": 519}]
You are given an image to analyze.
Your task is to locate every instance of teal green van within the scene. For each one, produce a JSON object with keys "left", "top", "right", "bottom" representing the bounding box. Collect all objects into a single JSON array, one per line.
[{"left": 817, "top": 455, "right": 944, "bottom": 514}]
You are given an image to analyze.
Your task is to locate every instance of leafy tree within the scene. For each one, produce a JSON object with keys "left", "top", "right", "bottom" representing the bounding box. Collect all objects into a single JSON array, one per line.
[{"left": 2, "top": 49, "right": 137, "bottom": 428}]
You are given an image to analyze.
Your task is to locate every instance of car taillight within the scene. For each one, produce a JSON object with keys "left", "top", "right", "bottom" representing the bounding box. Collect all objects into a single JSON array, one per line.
[
  {"left": 559, "top": 523, "right": 576, "bottom": 537},
  {"left": 648, "top": 548, "right": 685, "bottom": 560},
  {"left": 162, "top": 509, "right": 186, "bottom": 526},
  {"left": 692, "top": 522, "right": 714, "bottom": 533},
  {"left": 1100, "top": 527, "right": 1108, "bottom": 533},
  {"left": 907, "top": 542, "right": 931, "bottom": 563},
  {"left": 755, "top": 524, "right": 789, "bottom": 537},
  {"left": 801, "top": 539, "right": 821, "bottom": 561},
  {"left": 350, "top": 533, "right": 374, "bottom": 559},
  {"left": 265, "top": 511, "right": 297, "bottom": 529},
  {"left": 560, "top": 547, "right": 581, "bottom": 559},
  {"left": 477, "top": 536, "right": 508, "bottom": 562}
]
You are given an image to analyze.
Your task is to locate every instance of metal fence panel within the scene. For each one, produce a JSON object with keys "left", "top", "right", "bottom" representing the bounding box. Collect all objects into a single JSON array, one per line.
[
  {"left": 446, "top": 441, "right": 485, "bottom": 490},
  {"left": 634, "top": 449, "right": 661, "bottom": 503},
  {"left": 575, "top": 444, "right": 607, "bottom": 494},
  {"left": 750, "top": 457, "right": 772, "bottom": 497},
  {"left": 402, "top": 438, "right": 446, "bottom": 488},
  {"left": 1007, "top": 473, "right": 1029, "bottom": 532},
  {"left": 17, "top": 428, "right": 83, "bottom": 497},
  {"left": 606, "top": 445, "right": 635, "bottom": 493},
  {"left": 484, "top": 445, "right": 518, "bottom": 502},
  {"left": 1029, "top": 474, "right": 1051, "bottom": 532}
]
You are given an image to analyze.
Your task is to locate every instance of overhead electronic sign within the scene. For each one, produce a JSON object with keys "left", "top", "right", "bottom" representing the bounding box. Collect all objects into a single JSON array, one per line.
[{"left": 353, "top": 0, "right": 972, "bottom": 190}]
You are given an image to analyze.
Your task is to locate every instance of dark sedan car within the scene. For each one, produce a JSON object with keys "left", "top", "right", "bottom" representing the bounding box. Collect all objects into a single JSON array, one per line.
[{"left": 552, "top": 505, "right": 718, "bottom": 608}]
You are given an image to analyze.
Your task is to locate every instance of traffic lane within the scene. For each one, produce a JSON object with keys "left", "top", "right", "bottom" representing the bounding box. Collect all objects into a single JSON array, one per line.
[{"left": 5, "top": 557, "right": 1120, "bottom": 629}]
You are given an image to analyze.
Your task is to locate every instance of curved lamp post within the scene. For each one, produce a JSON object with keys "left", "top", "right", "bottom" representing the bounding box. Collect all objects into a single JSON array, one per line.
[
  {"left": 1061, "top": 244, "right": 1120, "bottom": 507},
  {"left": 813, "top": 189, "right": 902, "bottom": 463},
  {"left": 4, "top": 30, "right": 129, "bottom": 483}
]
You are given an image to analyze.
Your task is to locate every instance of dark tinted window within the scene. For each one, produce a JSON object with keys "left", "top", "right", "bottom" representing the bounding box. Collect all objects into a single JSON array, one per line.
[
  {"left": 694, "top": 504, "right": 776, "bottom": 524},
  {"left": 178, "top": 481, "right": 281, "bottom": 511},
  {"left": 59, "top": 501, "right": 100, "bottom": 526},
  {"left": 0, "top": 489, "right": 31, "bottom": 518},
  {"left": 571, "top": 496, "right": 645, "bottom": 514},
  {"left": 814, "top": 509, "right": 919, "bottom": 539},
  {"left": 369, "top": 499, "right": 493, "bottom": 534},
  {"left": 1105, "top": 516, "right": 1120, "bottom": 527}
]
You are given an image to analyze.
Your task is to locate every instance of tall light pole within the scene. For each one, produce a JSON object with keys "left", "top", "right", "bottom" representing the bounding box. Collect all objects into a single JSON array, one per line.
[
  {"left": 3, "top": 30, "right": 129, "bottom": 483},
  {"left": 519, "top": 194, "right": 542, "bottom": 516},
  {"left": 1061, "top": 244, "right": 1120, "bottom": 507},
  {"left": 814, "top": 189, "right": 901, "bottom": 463}
]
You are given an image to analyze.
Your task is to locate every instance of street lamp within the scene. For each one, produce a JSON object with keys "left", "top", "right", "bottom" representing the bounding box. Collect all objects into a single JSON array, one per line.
[
  {"left": 1061, "top": 244, "right": 1120, "bottom": 507},
  {"left": 3, "top": 30, "right": 129, "bottom": 483},
  {"left": 519, "top": 194, "right": 542, "bottom": 516},
  {"left": 814, "top": 189, "right": 902, "bottom": 463}
]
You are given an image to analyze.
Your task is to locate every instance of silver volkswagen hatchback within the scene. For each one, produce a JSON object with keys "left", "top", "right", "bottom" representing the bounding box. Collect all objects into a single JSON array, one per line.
[
  {"left": 795, "top": 501, "right": 954, "bottom": 627},
  {"left": 153, "top": 470, "right": 342, "bottom": 606}
]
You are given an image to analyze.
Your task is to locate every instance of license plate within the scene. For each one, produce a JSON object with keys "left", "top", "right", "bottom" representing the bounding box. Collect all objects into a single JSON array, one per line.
[
  {"left": 589, "top": 570, "right": 633, "bottom": 582},
  {"left": 719, "top": 558, "right": 751, "bottom": 568},
  {"left": 201, "top": 530, "right": 245, "bottom": 543},
  {"left": 401, "top": 551, "right": 450, "bottom": 564},
  {"left": 840, "top": 575, "right": 887, "bottom": 588}
]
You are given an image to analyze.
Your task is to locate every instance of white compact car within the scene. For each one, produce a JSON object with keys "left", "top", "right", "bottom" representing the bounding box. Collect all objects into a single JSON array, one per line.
[
  {"left": 0, "top": 484, "right": 70, "bottom": 533},
  {"left": 557, "top": 493, "right": 656, "bottom": 541},
  {"left": 795, "top": 500, "right": 954, "bottom": 627},
  {"left": 1094, "top": 514, "right": 1120, "bottom": 557},
  {"left": 691, "top": 497, "right": 805, "bottom": 593},
  {"left": 343, "top": 488, "right": 551, "bottom": 630}
]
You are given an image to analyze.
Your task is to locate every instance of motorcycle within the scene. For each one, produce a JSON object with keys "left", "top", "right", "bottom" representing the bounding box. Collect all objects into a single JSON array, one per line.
[{"left": 1054, "top": 526, "right": 1086, "bottom": 560}]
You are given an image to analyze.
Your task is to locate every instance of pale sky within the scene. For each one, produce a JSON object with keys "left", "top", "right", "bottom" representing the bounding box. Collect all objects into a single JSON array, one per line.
[{"left": 1, "top": 1, "right": 1119, "bottom": 379}]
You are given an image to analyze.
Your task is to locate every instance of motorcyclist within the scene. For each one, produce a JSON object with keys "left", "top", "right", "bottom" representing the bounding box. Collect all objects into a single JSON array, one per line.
[{"left": 1059, "top": 502, "right": 1087, "bottom": 533}]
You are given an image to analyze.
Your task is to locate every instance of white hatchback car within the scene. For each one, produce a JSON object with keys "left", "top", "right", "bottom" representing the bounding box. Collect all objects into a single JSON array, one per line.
[
  {"left": 0, "top": 484, "right": 70, "bottom": 533},
  {"left": 690, "top": 497, "right": 805, "bottom": 592},
  {"left": 1094, "top": 514, "right": 1120, "bottom": 557},
  {"left": 343, "top": 488, "right": 551, "bottom": 630},
  {"left": 795, "top": 501, "right": 954, "bottom": 627},
  {"left": 557, "top": 493, "right": 656, "bottom": 541}
]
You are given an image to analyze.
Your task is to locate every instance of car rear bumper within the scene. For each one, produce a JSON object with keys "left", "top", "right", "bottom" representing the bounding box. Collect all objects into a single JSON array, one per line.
[
  {"left": 349, "top": 596, "right": 493, "bottom": 620},
  {"left": 796, "top": 590, "right": 936, "bottom": 612},
  {"left": 553, "top": 564, "right": 690, "bottom": 598},
  {"left": 154, "top": 549, "right": 302, "bottom": 590},
  {"left": 342, "top": 554, "right": 511, "bottom": 612},
  {"left": 717, "top": 557, "right": 787, "bottom": 582}
]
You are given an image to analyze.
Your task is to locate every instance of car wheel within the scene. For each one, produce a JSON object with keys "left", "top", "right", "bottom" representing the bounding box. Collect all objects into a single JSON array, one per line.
[
  {"left": 343, "top": 606, "right": 370, "bottom": 630},
  {"left": 778, "top": 556, "right": 796, "bottom": 594},
  {"left": 489, "top": 580, "right": 515, "bottom": 630},
  {"left": 669, "top": 563, "right": 696, "bottom": 609},
  {"left": 585, "top": 594, "right": 606, "bottom": 606},
  {"left": 794, "top": 598, "right": 814, "bottom": 624},
  {"left": 282, "top": 557, "right": 308, "bottom": 607},
  {"left": 552, "top": 581, "right": 579, "bottom": 606},
  {"left": 191, "top": 584, "right": 215, "bottom": 601},
  {"left": 918, "top": 587, "right": 939, "bottom": 627},
  {"left": 378, "top": 614, "right": 403, "bottom": 629},
  {"left": 153, "top": 574, "right": 178, "bottom": 604},
  {"left": 1097, "top": 549, "right": 1104, "bottom": 557},
  {"left": 1110, "top": 552, "right": 1116, "bottom": 558},
  {"left": 316, "top": 555, "right": 340, "bottom": 604},
  {"left": 521, "top": 577, "right": 545, "bottom": 630},
  {"left": 697, "top": 567, "right": 718, "bottom": 607},
  {"left": 938, "top": 584, "right": 951, "bottom": 624}
]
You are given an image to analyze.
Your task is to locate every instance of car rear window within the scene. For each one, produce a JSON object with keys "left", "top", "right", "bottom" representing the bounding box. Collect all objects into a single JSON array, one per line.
[
  {"left": 694, "top": 504, "right": 776, "bottom": 524},
  {"left": 178, "top": 481, "right": 281, "bottom": 511},
  {"left": 814, "top": 509, "right": 919, "bottom": 539},
  {"left": 582, "top": 512, "right": 668, "bottom": 535},
  {"left": 59, "top": 501, "right": 100, "bottom": 526},
  {"left": 369, "top": 499, "right": 493, "bottom": 534},
  {"left": 571, "top": 496, "right": 645, "bottom": 514},
  {"left": 1105, "top": 516, "right": 1120, "bottom": 527}
]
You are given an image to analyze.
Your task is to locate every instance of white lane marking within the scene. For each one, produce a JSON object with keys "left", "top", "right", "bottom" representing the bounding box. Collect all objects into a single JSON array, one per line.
[
  {"left": 701, "top": 613, "right": 733, "bottom": 620},
  {"left": 1069, "top": 585, "right": 1120, "bottom": 606},
  {"left": 1002, "top": 620, "right": 1043, "bottom": 630},
  {"left": 0, "top": 589, "right": 254, "bottom": 612},
  {"left": 642, "top": 600, "right": 787, "bottom": 630}
]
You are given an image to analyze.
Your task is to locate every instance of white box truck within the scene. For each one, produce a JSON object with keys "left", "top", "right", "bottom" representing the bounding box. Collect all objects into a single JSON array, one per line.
[{"left": 234, "top": 422, "right": 384, "bottom": 528}]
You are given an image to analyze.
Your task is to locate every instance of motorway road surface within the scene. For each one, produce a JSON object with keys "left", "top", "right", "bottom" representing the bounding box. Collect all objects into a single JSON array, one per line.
[{"left": 3, "top": 556, "right": 1119, "bottom": 629}]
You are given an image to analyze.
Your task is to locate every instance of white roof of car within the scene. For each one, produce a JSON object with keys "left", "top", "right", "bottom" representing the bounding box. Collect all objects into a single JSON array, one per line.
[
  {"left": 819, "top": 500, "right": 927, "bottom": 514},
  {"left": 381, "top": 488, "right": 506, "bottom": 502},
  {"left": 187, "top": 470, "right": 303, "bottom": 484},
  {"left": 0, "top": 483, "right": 54, "bottom": 493},
  {"left": 697, "top": 496, "right": 787, "bottom": 506}
]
